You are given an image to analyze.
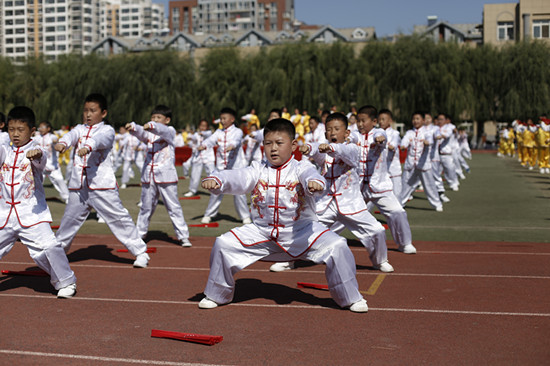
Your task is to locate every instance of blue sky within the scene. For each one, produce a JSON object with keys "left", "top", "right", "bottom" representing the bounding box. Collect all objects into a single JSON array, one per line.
[{"left": 159, "top": 0, "right": 513, "bottom": 36}]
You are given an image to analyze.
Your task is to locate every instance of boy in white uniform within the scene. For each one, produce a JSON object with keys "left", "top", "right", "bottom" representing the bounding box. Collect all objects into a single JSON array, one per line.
[
  {"left": 354, "top": 106, "right": 416, "bottom": 255},
  {"left": 198, "top": 118, "right": 368, "bottom": 312},
  {"left": 34, "top": 121, "right": 70, "bottom": 203},
  {"left": 120, "top": 131, "right": 145, "bottom": 189},
  {"left": 424, "top": 113, "right": 450, "bottom": 203},
  {"left": 198, "top": 108, "right": 251, "bottom": 224},
  {"left": 378, "top": 109, "right": 402, "bottom": 199},
  {"left": 243, "top": 124, "right": 263, "bottom": 165},
  {"left": 436, "top": 113, "right": 460, "bottom": 191},
  {"left": 300, "top": 113, "right": 393, "bottom": 272},
  {"left": 54, "top": 94, "right": 150, "bottom": 268},
  {"left": 0, "top": 106, "right": 76, "bottom": 298},
  {"left": 400, "top": 112, "right": 443, "bottom": 211},
  {"left": 126, "top": 105, "right": 192, "bottom": 247},
  {"left": 183, "top": 119, "right": 215, "bottom": 197}
]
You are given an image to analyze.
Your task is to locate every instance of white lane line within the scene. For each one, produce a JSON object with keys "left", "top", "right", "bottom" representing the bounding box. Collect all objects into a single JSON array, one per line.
[
  {"left": 2, "top": 261, "right": 550, "bottom": 279},
  {"left": 0, "top": 350, "right": 228, "bottom": 366},
  {"left": 0, "top": 293, "right": 548, "bottom": 317}
]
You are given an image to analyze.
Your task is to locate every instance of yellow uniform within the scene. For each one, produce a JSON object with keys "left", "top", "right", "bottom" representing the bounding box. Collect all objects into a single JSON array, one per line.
[
  {"left": 521, "top": 125, "right": 537, "bottom": 168},
  {"left": 536, "top": 121, "right": 550, "bottom": 171},
  {"left": 506, "top": 128, "right": 516, "bottom": 157}
]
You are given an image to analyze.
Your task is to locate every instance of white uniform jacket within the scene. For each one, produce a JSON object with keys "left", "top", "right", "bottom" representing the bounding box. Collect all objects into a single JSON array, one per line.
[
  {"left": 305, "top": 142, "right": 369, "bottom": 216},
  {"left": 0, "top": 140, "right": 52, "bottom": 228},
  {"left": 427, "top": 124, "right": 442, "bottom": 162},
  {"left": 401, "top": 127, "right": 433, "bottom": 171},
  {"left": 204, "top": 157, "right": 326, "bottom": 256},
  {"left": 384, "top": 127, "right": 402, "bottom": 177},
  {"left": 58, "top": 122, "right": 117, "bottom": 190},
  {"left": 438, "top": 123, "right": 457, "bottom": 155},
  {"left": 304, "top": 124, "right": 327, "bottom": 144},
  {"left": 34, "top": 133, "right": 60, "bottom": 172},
  {"left": 0, "top": 131, "right": 10, "bottom": 146},
  {"left": 128, "top": 121, "right": 178, "bottom": 184},
  {"left": 201, "top": 124, "right": 245, "bottom": 170},
  {"left": 356, "top": 128, "right": 393, "bottom": 197},
  {"left": 188, "top": 130, "right": 215, "bottom": 165}
]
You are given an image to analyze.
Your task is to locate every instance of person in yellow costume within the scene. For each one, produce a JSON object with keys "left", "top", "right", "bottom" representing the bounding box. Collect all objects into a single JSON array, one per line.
[
  {"left": 281, "top": 106, "right": 290, "bottom": 120},
  {"left": 497, "top": 125, "right": 509, "bottom": 157},
  {"left": 56, "top": 125, "right": 71, "bottom": 166},
  {"left": 506, "top": 126, "right": 515, "bottom": 157},
  {"left": 513, "top": 120, "right": 525, "bottom": 163},
  {"left": 537, "top": 117, "right": 550, "bottom": 173},
  {"left": 521, "top": 118, "right": 537, "bottom": 170},
  {"left": 241, "top": 108, "right": 260, "bottom": 132},
  {"left": 301, "top": 109, "right": 311, "bottom": 134},
  {"left": 290, "top": 108, "right": 304, "bottom": 144}
]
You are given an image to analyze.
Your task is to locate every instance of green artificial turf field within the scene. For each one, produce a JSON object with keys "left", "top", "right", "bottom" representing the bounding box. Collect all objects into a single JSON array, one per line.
[{"left": 44, "top": 151, "right": 550, "bottom": 243}]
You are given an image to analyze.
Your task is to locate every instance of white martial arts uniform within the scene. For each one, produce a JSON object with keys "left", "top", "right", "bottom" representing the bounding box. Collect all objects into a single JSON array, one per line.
[
  {"left": 439, "top": 123, "right": 460, "bottom": 190},
  {"left": 120, "top": 133, "right": 145, "bottom": 186},
  {"left": 0, "top": 131, "right": 10, "bottom": 145},
  {"left": 128, "top": 121, "right": 190, "bottom": 241},
  {"left": 200, "top": 124, "right": 250, "bottom": 221},
  {"left": 426, "top": 123, "right": 446, "bottom": 194},
  {"left": 34, "top": 132, "right": 69, "bottom": 202},
  {"left": 243, "top": 134, "right": 263, "bottom": 166},
  {"left": 305, "top": 142, "right": 388, "bottom": 267},
  {"left": 202, "top": 157, "right": 363, "bottom": 308},
  {"left": 55, "top": 122, "right": 147, "bottom": 257},
  {"left": 384, "top": 126, "right": 403, "bottom": 198},
  {"left": 0, "top": 140, "right": 76, "bottom": 290},
  {"left": 304, "top": 124, "right": 327, "bottom": 145},
  {"left": 355, "top": 128, "right": 414, "bottom": 249},
  {"left": 186, "top": 130, "right": 215, "bottom": 195},
  {"left": 400, "top": 127, "right": 442, "bottom": 210}
]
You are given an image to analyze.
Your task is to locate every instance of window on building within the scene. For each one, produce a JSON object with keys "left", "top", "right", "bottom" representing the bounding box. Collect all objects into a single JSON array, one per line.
[
  {"left": 533, "top": 20, "right": 550, "bottom": 39},
  {"left": 6, "top": 39, "right": 14, "bottom": 44},
  {"left": 46, "top": 26, "right": 55, "bottom": 32},
  {"left": 15, "top": 38, "right": 25, "bottom": 43},
  {"left": 5, "top": 1, "right": 13, "bottom": 7},
  {"left": 15, "top": 19, "right": 25, "bottom": 25},
  {"left": 57, "top": 7, "right": 65, "bottom": 12},
  {"left": 5, "top": 29, "right": 13, "bottom": 34},
  {"left": 15, "top": 9, "right": 24, "bottom": 15},
  {"left": 57, "top": 25, "right": 66, "bottom": 31},
  {"left": 57, "top": 35, "right": 66, "bottom": 41},
  {"left": 497, "top": 21, "right": 514, "bottom": 41},
  {"left": 46, "top": 36, "right": 55, "bottom": 42},
  {"left": 57, "top": 16, "right": 65, "bottom": 21},
  {"left": 45, "top": 7, "right": 55, "bottom": 13},
  {"left": 15, "top": 0, "right": 24, "bottom": 6},
  {"left": 46, "top": 17, "right": 55, "bottom": 22},
  {"left": 5, "top": 10, "right": 13, "bottom": 16},
  {"left": 46, "top": 45, "right": 55, "bottom": 51},
  {"left": 15, "top": 28, "right": 24, "bottom": 34},
  {"left": 6, "top": 48, "right": 14, "bottom": 53},
  {"left": 16, "top": 47, "right": 25, "bottom": 53}
]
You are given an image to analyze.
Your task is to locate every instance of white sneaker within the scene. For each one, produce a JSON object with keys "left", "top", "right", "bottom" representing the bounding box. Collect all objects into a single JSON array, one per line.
[
  {"left": 376, "top": 261, "right": 394, "bottom": 273},
  {"left": 198, "top": 297, "right": 218, "bottom": 309},
  {"left": 181, "top": 239, "right": 192, "bottom": 247},
  {"left": 183, "top": 191, "right": 195, "bottom": 197},
  {"left": 399, "top": 244, "right": 417, "bottom": 254},
  {"left": 439, "top": 194, "right": 450, "bottom": 203},
  {"left": 97, "top": 216, "right": 106, "bottom": 223},
  {"left": 133, "top": 253, "right": 150, "bottom": 268},
  {"left": 459, "top": 173, "right": 466, "bottom": 180},
  {"left": 242, "top": 217, "right": 252, "bottom": 224},
  {"left": 546, "top": 168, "right": 550, "bottom": 174},
  {"left": 529, "top": 166, "right": 533, "bottom": 171},
  {"left": 435, "top": 206, "right": 443, "bottom": 212},
  {"left": 120, "top": 183, "right": 127, "bottom": 189},
  {"left": 540, "top": 168, "right": 545, "bottom": 174},
  {"left": 137, "top": 201, "right": 142, "bottom": 207},
  {"left": 201, "top": 216, "right": 211, "bottom": 224},
  {"left": 349, "top": 299, "right": 368, "bottom": 313},
  {"left": 269, "top": 261, "right": 295, "bottom": 272},
  {"left": 57, "top": 283, "right": 77, "bottom": 298},
  {"left": 451, "top": 185, "right": 459, "bottom": 192}
]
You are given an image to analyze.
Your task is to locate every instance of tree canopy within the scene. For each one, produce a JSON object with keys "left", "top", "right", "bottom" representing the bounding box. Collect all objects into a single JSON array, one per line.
[{"left": 1, "top": 37, "right": 549, "bottom": 130}]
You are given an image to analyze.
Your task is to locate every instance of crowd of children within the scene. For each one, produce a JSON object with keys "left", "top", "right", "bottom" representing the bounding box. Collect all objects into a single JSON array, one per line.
[
  {"left": 0, "top": 100, "right": 473, "bottom": 314},
  {"left": 498, "top": 117, "right": 550, "bottom": 174}
]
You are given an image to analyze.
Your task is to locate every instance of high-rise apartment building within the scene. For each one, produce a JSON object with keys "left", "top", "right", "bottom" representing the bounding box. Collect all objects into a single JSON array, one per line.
[
  {"left": 0, "top": 0, "right": 165, "bottom": 61},
  {"left": 169, "top": 0, "right": 294, "bottom": 35}
]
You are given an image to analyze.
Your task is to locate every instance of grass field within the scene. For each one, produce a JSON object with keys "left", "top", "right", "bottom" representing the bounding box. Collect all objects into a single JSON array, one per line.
[{"left": 44, "top": 150, "right": 550, "bottom": 244}]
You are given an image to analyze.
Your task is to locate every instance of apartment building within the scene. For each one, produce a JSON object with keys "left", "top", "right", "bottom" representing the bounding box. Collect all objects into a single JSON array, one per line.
[
  {"left": 0, "top": 0, "right": 165, "bottom": 61},
  {"left": 168, "top": 0, "right": 294, "bottom": 35},
  {"left": 483, "top": 0, "right": 550, "bottom": 44}
]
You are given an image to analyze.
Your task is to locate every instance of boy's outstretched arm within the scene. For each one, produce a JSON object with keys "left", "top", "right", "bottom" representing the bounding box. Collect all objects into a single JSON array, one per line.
[{"left": 201, "top": 178, "right": 221, "bottom": 190}]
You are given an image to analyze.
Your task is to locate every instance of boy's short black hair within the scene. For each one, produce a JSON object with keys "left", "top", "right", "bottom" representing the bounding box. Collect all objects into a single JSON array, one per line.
[
  {"left": 264, "top": 118, "right": 295, "bottom": 141},
  {"left": 269, "top": 108, "right": 282, "bottom": 118},
  {"left": 412, "top": 110, "right": 425, "bottom": 119},
  {"left": 220, "top": 107, "right": 237, "bottom": 120},
  {"left": 7, "top": 106, "right": 36, "bottom": 129},
  {"left": 309, "top": 115, "right": 319, "bottom": 123},
  {"left": 325, "top": 112, "right": 348, "bottom": 129},
  {"left": 357, "top": 105, "right": 378, "bottom": 120},
  {"left": 151, "top": 105, "right": 172, "bottom": 119},
  {"left": 379, "top": 108, "right": 393, "bottom": 119},
  {"left": 85, "top": 93, "right": 108, "bottom": 111}
]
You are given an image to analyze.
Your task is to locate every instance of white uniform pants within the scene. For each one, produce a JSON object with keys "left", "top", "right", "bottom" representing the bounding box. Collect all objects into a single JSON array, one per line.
[
  {"left": 204, "top": 192, "right": 250, "bottom": 220},
  {"left": 121, "top": 154, "right": 144, "bottom": 185},
  {"left": 318, "top": 203, "right": 387, "bottom": 267},
  {"left": 44, "top": 168, "right": 69, "bottom": 201},
  {"left": 365, "top": 193, "right": 413, "bottom": 248},
  {"left": 0, "top": 215, "right": 76, "bottom": 290},
  {"left": 203, "top": 223, "right": 363, "bottom": 308},
  {"left": 440, "top": 154, "right": 459, "bottom": 189},
  {"left": 431, "top": 160, "right": 445, "bottom": 193},
  {"left": 137, "top": 181, "right": 189, "bottom": 241},
  {"left": 56, "top": 188, "right": 147, "bottom": 257},
  {"left": 188, "top": 161, "right": 215, "bottom": 194},
  {"left": 390, "top": 174, "right": 402, "bottom": 199},
  {"left": 400, "top": 168, "right": 442, "bottom": 209}
]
